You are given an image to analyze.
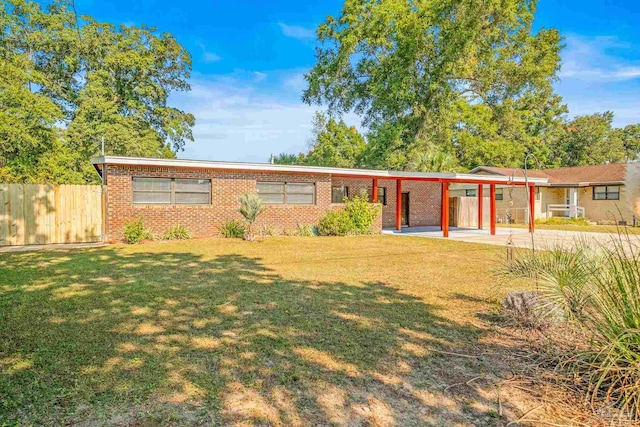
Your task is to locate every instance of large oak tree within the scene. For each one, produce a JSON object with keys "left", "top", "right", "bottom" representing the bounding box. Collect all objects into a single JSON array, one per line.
[
  {"left": 0, "top": 0, "right": 194, "bottom": 182},
  {"left": 303, "top": 0, "right": 565, "bottom": 170}
]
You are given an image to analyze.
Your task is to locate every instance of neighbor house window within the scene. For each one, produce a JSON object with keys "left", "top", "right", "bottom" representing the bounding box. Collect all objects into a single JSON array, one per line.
[
  {"left": 593, "top": 185, "right": 620, "bottom": 201},
  {"left": 368, "top": 187, "right": 387, "bottom": 205},
  {"left": 132, "top": 177, "right": 211, "bottom": 205},
  {"left": 465, "top": 189, "right": 477, "bottom": 197},
  {"left": 257, "top": 182, "right": 315, "bottom": 204},
  {"left": 332, "top": 186, "right": 349, "bottom": 203},
  {"left": 495, "top": 188, "right": 504, "bottom": 200}
]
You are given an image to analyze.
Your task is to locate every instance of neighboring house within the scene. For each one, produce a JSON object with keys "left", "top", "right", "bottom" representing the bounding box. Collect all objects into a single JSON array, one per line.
[
  {"left": 452, "top": 163, "right": 640, "bottom": 225},
  {"left": 92, "top": 156, "right": 542, "bottom": 242}
]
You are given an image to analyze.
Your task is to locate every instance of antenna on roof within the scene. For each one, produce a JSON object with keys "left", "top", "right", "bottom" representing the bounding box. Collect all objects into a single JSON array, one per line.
[{"left": 101, "top": 135, "right": 105, "bottom": 156}]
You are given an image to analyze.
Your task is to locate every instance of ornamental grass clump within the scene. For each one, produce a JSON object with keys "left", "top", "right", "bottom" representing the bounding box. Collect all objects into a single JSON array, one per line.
[
  {"left": 219, "top": 219, "right": 246, "bottom": 238},
  {"left": 161, "top": 225, "right": 191, "bottom": 240},
  {"left": 501, "top": 234, "right": 640, "bottom": 419}
]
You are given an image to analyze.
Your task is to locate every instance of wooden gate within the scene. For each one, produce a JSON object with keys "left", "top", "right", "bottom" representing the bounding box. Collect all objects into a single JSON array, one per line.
[
  {"left": 0, "top": 184, "right": 103, "bottom": 246},
  {"left": 449, "top": 196, "right": 490, "bottom": 228}
]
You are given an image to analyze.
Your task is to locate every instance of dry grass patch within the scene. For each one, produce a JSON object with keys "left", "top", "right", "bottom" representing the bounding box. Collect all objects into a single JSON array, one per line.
[{"left": 0, "top": 235, "right": 606, "bottom": 426}]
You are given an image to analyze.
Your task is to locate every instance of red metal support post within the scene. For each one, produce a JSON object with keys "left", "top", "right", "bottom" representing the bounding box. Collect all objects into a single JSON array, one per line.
[
  {"left": 529, "top": 184, "right": 536, "bottom": 233},
  {"left": 490, "top": 184, "right": 496, "bottom": 235},
  {"left": 440, "top": 183, "right": 444, "bottom": 231},
  {"left": 477, "top": 184, "right": 483, "bottom": 230},
  {"left": 395, "top": 179, "right": 402, "bottom": 231},
  {"left": 442, "top": 181, "right": 450, "bottom": 238},
  {"left": 372, "top": 178, "right": 379, "bottom": 203}
]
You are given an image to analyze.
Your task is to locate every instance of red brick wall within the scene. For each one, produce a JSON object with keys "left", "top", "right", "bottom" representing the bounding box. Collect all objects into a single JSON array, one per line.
[
  {"left": 104, "top": 165, "right": 384, "bottom": 241},
  {"left": 330, "top": 178, "right": 442, "bottom": 227}
]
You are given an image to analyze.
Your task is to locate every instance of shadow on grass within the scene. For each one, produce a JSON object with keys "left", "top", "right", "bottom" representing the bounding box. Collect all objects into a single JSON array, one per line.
[{"left": 1, "top": 246, "right": 519, "bottom": 426}]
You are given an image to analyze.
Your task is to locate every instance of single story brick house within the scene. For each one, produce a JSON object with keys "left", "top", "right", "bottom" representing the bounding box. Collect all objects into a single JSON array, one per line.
[
  {"left": 92, "top": 156, "right": 543, "bottom": 242},
  {"left": 451, "top": 163, "right": 640, "bottom": 225}
]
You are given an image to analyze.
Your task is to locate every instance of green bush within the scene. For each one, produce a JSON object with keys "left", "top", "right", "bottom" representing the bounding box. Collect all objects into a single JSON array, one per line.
[
  {"left": 535, "top": 216, "right": 590, "bottom": 226},
  {"left": 123, "top": 217, "right": 153, "bottom": 244},
  {"left": 219, "top": 219, "right": 246, "bottom": 238},
  {"left": 318, "top": 196, "right": 380, "bottom": 236},
  {"left": 345, "top": 195, "right": 381, "bottom": 234},
  {"left": 162, "top": 225, "right": 192, "bottom": 240},
  {"left": 502, "top": 235, "right": 640, "bottom": 419},
  {"left": 318, "top": 209, "right": 354, "bottom": 236}
]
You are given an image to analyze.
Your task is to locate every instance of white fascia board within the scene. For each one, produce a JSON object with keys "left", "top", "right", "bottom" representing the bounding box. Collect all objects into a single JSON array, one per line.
[{"left": 91, "top": 156, "right": 547, "bottom": 184}]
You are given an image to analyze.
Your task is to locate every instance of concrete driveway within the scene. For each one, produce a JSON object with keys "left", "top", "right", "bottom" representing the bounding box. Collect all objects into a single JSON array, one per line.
[{"left": 383, "top": 226, "right": 639, "bottom": 251}]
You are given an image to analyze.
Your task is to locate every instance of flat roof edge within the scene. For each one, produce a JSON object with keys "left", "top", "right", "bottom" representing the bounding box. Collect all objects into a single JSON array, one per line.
[{"left": 91, "top": 156, "right": 547, "bottom": 184}]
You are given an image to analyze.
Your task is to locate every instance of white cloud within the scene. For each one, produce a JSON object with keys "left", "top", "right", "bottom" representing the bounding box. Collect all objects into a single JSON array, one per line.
[
  {"left": 282, "top": 72, "right": 307, "bottom": 92},
  {"left": 202, "top": 51, "right": 221, "bottom": 63},
  {"left": 197, "top": 43, "right": 221, "bottom": 63},
  {"left": 171, "top": 72, "right": 362, "bottom": 162},
  {"left": 278, "top": 23, "right": 315, "bottom": 41},
  {"left": 559, "top": 35, "right": 640, "bottom": 81},
  {"left": 252, "top": 71, "right": 268, "bottom": 82}
]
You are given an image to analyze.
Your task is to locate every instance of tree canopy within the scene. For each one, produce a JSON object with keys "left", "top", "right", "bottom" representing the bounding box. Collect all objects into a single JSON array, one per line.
[
  {"left": 0, "top": 0, "right": 194, "bottom": 183},
  {"left": 272, "top": 112, "right": 366, "bottom": 168},
  {"left": 300, "top": 0, "right": 640, "bottom": 171}
]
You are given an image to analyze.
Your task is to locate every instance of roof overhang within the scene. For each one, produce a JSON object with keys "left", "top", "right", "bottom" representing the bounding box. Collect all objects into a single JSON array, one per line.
[
  {"left": 92, "top": 156, "right": 548, "bottom": 185},
  {"left": 543, "top": 181, "right": 625, "bottom": 188}
]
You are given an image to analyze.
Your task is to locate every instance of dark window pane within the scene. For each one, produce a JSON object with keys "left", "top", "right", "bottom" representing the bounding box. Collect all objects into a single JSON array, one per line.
[{"left": 332, "top": 186, "right": 347, "bottom": 203}]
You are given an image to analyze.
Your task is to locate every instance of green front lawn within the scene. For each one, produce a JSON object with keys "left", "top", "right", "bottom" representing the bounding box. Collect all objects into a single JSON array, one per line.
[{"left": 1, "top": 236, "right": 547, "bottom": 426}]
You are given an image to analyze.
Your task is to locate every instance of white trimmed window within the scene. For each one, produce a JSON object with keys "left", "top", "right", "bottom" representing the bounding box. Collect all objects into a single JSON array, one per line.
[{"left": 593, "top": 185, "right": 620, "bottom": 200}]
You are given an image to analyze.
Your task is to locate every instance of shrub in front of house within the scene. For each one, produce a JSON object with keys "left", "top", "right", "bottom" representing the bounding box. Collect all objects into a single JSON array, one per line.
[
  {"left": 161, "top": 225, "right": 192, "bottom": 240},
  {"left": 219, "top": 219, "right": 247, "bottom": 238},
  {"left": 296, "top": 224, "right": 317, "bottom": 237},
  {"left": 535, "top": 217, "right": 590, "bottom": 226},
  {"left": 318, "top": 210, "right": 354, "bottom": 236},
  {"left": 318, "top": 195, "right": 381, "bottom": 236},
  {"left": 123, "top": 217, "right": 153, "bottom": 244},
  {"left": 345, "top": 195, "right": 381, "bottom": 234}
]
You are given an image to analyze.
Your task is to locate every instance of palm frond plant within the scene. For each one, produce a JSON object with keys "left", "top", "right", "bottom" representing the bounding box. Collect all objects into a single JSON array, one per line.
[{"left": 238, "top": 192, "right": 265, "bottom": 240}]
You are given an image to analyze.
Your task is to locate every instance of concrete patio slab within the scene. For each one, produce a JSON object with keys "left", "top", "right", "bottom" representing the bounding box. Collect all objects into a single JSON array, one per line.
[{"left": 382, "top": 226, "right": 639, "bottom": 251}]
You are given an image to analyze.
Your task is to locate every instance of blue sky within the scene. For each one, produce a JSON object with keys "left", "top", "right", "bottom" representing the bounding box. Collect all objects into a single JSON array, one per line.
[{"left": 73, "top": 0, "right": 640, "bottom": 162}]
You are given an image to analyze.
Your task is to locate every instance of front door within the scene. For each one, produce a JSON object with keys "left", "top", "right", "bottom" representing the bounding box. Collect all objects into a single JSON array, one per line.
[{"left": 401, "top": 192, "right": 410, "bottom": 226}]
